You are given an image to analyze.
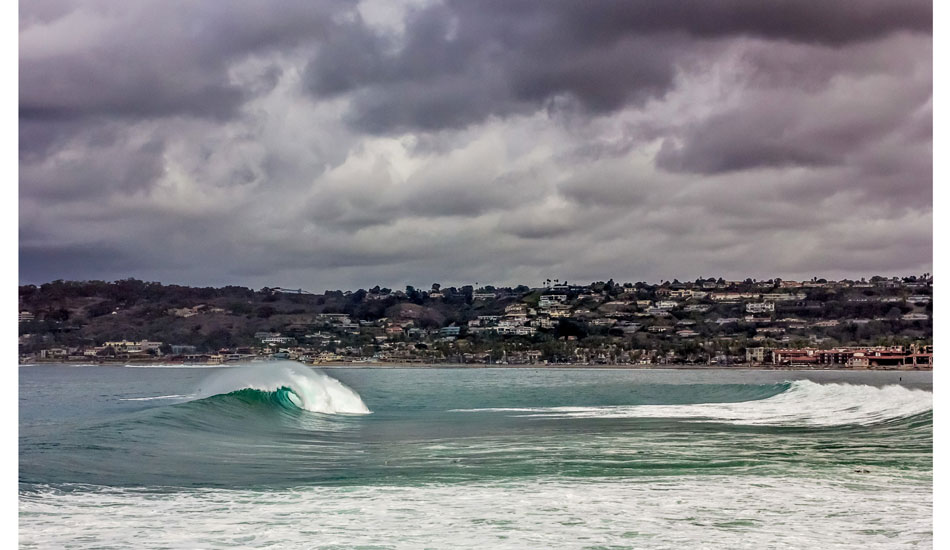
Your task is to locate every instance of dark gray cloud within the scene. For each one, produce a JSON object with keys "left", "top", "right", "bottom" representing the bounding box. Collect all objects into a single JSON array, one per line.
[
  {"left": 656, "top": 35, "right": 932, "bottom": 174},
  {"left": 302, "top": 0, "right": 930, "bottom": 133},
  {"left": 21, "top": 132, "right": 166, "bottom": 202},
  {"left": 460, "top": 0, "right": 930, "bottom": 46},
  {"left": 19, "top": 0, "right": 932, "bottom": 289},
  {"left": 19, "top": 1, "right": 341, "bottom": 123}
]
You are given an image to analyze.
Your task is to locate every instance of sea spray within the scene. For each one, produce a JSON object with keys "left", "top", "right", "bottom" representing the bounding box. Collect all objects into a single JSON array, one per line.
[{"left": 195, "top": 362, "right": 371, "bottom": 414}]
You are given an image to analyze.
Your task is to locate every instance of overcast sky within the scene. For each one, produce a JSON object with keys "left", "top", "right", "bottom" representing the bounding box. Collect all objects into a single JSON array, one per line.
[{"left": 18, "top": 0, "right": 932, "bottom": 291}]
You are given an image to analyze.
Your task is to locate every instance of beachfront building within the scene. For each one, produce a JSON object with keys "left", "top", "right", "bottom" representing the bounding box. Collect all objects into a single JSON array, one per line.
[
  {"left": 769, "top": 347, "right": 929, "bottom": 368},
  {"left": 746, "top": 347, "right": 768, "bottom": 363},
  {"left": 98, "top": 340, "right": 164, "bottom": 356}
]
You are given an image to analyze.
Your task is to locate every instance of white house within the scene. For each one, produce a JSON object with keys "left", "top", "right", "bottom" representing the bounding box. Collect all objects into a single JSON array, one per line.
[
  {"left": 539, "top": 295, "right": 568, "bottom": 308},
  {"left": 746, "top": 302, "right": 775, "bottom": 313}
]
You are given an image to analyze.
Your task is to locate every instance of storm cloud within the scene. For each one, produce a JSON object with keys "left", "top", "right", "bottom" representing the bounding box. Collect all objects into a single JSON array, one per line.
[{"left": 19, "top": 0, "right": 932, "bottom": 289}]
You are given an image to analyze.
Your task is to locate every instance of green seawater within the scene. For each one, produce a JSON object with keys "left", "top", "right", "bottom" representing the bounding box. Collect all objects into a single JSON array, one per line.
[{"left": 19, "top": 363, "right": 933, "bottom": 549}]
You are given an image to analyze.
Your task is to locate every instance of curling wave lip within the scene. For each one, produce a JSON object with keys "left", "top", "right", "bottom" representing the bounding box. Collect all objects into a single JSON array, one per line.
[{"left": 192, "top": 361, "right": 371, "bottom": 415}]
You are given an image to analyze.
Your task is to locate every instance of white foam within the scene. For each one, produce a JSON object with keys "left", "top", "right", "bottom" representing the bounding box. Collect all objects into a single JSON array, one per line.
[
  {"left": 19, "top": 475, "right": 932, "bottom": 549},
  {"left": 453, "top": 381, "right": 932, "bottom": 426},
  {"left": 194, "top": 362, "right": 371, "bottom": 415},
  {"left": 119, "top": 394, "right": 192, "bottom": 402}
]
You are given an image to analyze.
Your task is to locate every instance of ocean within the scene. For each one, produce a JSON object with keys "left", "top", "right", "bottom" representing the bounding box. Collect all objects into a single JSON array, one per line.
[{"left": 19, "top": 363, "right": 932, "bottom": 549}]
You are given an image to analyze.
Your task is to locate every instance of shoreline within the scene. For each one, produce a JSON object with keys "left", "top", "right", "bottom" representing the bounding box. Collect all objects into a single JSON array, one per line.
[
  {"left": 317, "top": 363, "right": 932, "bottom": 371},
  {"left": 19, "top": 358, "right": 933, "bottom": 371}
]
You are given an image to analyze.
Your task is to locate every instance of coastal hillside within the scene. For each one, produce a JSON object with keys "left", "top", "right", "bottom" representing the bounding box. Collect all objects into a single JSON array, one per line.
[{"left": 18, "top": 276, "right": 932, "bottom": 366}]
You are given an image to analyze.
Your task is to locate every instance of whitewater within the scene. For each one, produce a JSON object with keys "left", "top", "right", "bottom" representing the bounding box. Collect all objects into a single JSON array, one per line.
[
  {"left": 19, "top": 365, "right": 932, "bottom": 549},
  {"left": 453, "top": 379, "right": 933, "bottom": 426}
]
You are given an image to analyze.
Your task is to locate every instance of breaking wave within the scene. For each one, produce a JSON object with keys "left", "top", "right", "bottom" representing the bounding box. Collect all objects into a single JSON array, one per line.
[
  {"left": 193, "top": 362, "right": 370, "bottom": 415},
  {"left": 454, "top": 380, "right": 932, "bottom": 427}
]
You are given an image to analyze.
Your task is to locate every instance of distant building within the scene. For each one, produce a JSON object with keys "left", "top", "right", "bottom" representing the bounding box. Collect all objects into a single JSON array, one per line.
[
  {"left": 761, "top": 293, "right": 806, "bottom": 302},
  {"left": 770, "top": 347, "right": 921, "bottom": 368},
  {"left": 711, "top": 292, "right": 760, "bottom": 301},
  {"left": 505, "top": 303, "right": 528, "bottom": 314},
  {"left": 261, "top": 336, "right": 296, "bottom": 345},
  {"left": 618, "top": 322, "right": 641, "bottom": 333},
  {"left": 539, "top": 295, "right": 568, "bottom": 308},
  {"left": 901, "top": 313, "right": 930, "bottom": 321},
  {"left": 39, "top": 348, "right": 68, "bottom": 359},
  {"left": 102, "top": 340, "right": 163, "bottom": 355},
  {"left": 746, "top": 302, "right": 775, "bottom": 314},
  {"left": 314, "top": 313, "right": 351, "bottom": 324},
  {"left": 440, "top": 326, "right": 461, "bottom": 337},
  {"left": 746, "top": 347, "right": 768, "bottom": 363}
]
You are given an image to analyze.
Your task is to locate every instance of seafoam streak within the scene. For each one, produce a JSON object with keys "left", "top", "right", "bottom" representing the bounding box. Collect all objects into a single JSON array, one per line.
[{"left": 118, "top": 394, "right": 192, "bottom": 401}]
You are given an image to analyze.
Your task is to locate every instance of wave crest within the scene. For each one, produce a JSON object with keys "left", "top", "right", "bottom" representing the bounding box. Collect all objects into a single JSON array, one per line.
[{"left": 195, "top": 362, "right": 370, "bottom": 415}]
